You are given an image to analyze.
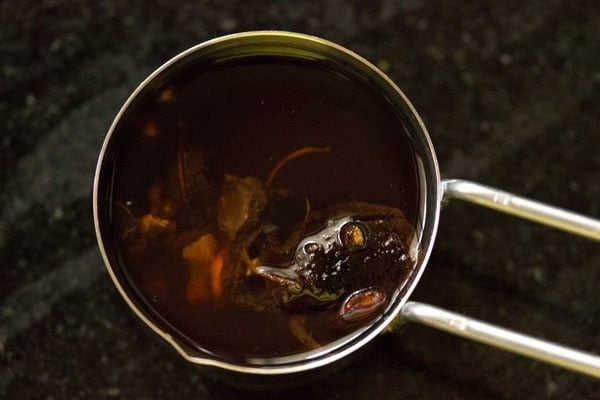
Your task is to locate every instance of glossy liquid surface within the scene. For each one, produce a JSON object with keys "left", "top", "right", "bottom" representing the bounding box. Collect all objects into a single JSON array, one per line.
[{"left": 103, "top": 56, "right": 422, "bottom": 361}]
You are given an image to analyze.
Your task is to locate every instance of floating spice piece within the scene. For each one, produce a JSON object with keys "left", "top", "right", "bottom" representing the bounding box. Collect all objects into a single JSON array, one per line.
[
  {"left": 139, "top": 214, "right": 173, "bottom": 232},
  {"left": 339, "top": 288, "right": 386, "bottom": 323},
  {"left": 124, "top": 183, "right": 177, "bottom": 234},
  {"left": 217, "top": 175, "right": 267, "bottom": 238},
  {"left": 340, "top": 222, "right": 367, "bottom": 251},
  {"left": 183, "top": 233, "right": 223, "bottom": 301}
]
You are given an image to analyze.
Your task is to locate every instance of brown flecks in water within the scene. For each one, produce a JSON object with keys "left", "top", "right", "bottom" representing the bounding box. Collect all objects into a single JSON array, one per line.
[
  {"left": 139, "top": 214, "right": 173, "bottom": 232},
  {"left": 143, "top": 120, "right": 159, "bottom": 137},
  {"left": 158, "top": 87, "right": 176, "bottom": 103}
]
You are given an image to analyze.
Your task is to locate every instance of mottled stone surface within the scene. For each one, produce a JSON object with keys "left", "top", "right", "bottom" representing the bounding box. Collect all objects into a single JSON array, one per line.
[{"left": 1, "top": 1, "right": 600, "bottom": 398}]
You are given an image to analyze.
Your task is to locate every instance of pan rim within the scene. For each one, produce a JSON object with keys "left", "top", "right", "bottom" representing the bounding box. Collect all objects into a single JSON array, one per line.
[{"left": 92, "top": 30, "right": 442, "bottom": 375}]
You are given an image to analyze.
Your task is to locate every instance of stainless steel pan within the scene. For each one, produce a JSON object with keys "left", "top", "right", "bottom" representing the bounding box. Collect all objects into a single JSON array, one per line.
[{"left": 93, "top": 31, "right": 600, "bottom": 378}]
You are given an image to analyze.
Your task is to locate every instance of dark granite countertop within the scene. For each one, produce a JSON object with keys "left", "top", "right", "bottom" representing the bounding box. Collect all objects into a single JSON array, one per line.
[{"left": 1, "top": 1, "right": 600, "bottom": 398}]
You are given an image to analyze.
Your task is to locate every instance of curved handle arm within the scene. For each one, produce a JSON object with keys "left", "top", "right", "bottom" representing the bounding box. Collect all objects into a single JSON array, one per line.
[
  {"left": 442, "top": 179, "right": 600, "bottom": 241},
  {"left": 401, "top": 302, "right": 600, "bottom": 379},
  {"left": 403, "top": 179, "right": 600, "bottom": 378}
]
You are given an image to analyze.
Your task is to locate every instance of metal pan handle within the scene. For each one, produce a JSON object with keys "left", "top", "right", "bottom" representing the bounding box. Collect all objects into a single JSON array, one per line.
[
  {"left": 441, "top": 179, "right": 600, "bottom": 240},
  {"left": 400, "top": 179, "right": 600, "bottom": 378}
]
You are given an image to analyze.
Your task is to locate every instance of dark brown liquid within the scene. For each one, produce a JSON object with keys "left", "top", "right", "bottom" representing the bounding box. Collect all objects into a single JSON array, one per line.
[{"left": 103, "top": 56, "right": 422, "bottom": 362}]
